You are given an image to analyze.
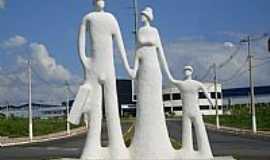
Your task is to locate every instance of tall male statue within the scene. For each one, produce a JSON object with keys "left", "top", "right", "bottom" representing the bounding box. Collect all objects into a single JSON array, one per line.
[{"left": 69, "top": 0, "right": 131, "bottom": 159}]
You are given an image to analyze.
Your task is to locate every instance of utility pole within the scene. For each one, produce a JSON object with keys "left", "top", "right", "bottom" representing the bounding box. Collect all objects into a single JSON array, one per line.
[
  {"left": 6, "top": 101, "right": 9, "bottom": 119},
  {"left": 241, "top": 36, "right": 257, "bottom": 133},
  {"left": 131, "top": 0, "right": 139, "bottom": 105},
  {"left": 267, "top": 37, "right": 270, "bottom": 52},
  {"left": 28, "top": 60, "right": 33, "bottom": 141},
  {"left": 133, "top": 0, "right": 139, "bottom": 44},
  {"left": 84, "top": 114, "right": 89, "bottom": 128},
  {"left": 65, "top": 81, "right": 71, "bottom": 135},
  {"left": 213, "top": 63, "right": 220, "bottom": 129}
]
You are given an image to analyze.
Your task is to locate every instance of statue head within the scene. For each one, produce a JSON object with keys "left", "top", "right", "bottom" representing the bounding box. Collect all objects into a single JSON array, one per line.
[
  {"left": 184, "top": 65, "right": 193, "bottom": 78},
  {"left": 141, "top": 7, "right": 154, "bottom": 23},
  {"left": 93, "top": 0, "right": 105, "bottom": 11}
]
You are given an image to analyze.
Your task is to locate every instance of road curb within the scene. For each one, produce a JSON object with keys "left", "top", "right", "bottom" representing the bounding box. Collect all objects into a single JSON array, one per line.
[
  {"left": 0, "top": 127, "right": 87, "bottom": 147},
  {"left": 205, "top": 123, "right": 270, "bottom": 139},
  {"left": 167, "top": 118, "right": 270, "bottom": 139}
]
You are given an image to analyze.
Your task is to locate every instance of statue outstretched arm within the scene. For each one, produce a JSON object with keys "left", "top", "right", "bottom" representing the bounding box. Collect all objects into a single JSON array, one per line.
[
  {"left": 112, "top": 17, "right": 132, "bottom": 76},
  {"left": 78, "top": 17, "right": 89, "bottom": 68},
  {"left": 155, "top": 29, "right": 177, "bottom": 83},
  {"left": 200, "top": 83, "right": 214, "bottom": 107}
]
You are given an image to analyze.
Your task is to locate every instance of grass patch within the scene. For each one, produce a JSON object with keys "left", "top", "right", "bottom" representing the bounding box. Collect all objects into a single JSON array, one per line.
[
  {"left": 0, "top": 117, "right": 82, "bottom": 138},
  {"left": 123, "top": 123, "right": 181, "bottom": 149},
  {"left": 204, "top": 104, "right": 270, "bottom": 131}
]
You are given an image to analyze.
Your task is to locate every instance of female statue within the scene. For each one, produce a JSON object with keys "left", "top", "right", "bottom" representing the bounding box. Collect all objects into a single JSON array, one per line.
[{"left": 129, "top": 7, "right": 176, "bottom": 159}]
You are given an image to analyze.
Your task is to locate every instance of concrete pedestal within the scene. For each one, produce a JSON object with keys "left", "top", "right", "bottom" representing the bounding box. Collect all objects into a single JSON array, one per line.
[{"left": 58, "top": 156, "right": 236, "bottom": 160}]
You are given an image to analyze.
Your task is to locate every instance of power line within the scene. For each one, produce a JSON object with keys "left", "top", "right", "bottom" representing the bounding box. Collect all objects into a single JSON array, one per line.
[
  {"left": 198, "top": 42, "right": 243, "bottom": 81},
  {"left": 198, "top": 64, "right": 214, "bottom": 81},
  {"left": 254, "top": 56, "right": 270, "bottom": 60},
  {"left": 253, "top": 59, "right": 270, "bottom": 68},
  {"left": 221, "top": 57, "right": 249, "bottom": 83},
  {"left": 218, "top": 43, "right": 242, "bottom": 69}
]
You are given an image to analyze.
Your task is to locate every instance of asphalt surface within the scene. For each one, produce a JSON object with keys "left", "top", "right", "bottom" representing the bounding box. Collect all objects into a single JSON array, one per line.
[{"left": 1, "top": 120, "right": 270, "bottom": 160}]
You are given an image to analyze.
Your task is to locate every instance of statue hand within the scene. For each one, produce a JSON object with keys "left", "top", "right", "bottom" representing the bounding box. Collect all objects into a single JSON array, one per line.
[{"left": 128, "top": 69, "right": 137, "bottom": 79}]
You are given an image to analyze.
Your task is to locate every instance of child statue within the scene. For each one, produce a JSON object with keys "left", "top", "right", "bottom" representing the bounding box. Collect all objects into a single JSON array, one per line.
[{"left": 173, "top": 65, "right": 214, "bottom": 159}]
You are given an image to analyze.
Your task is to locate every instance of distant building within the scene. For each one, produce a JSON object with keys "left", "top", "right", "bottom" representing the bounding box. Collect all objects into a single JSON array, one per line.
[
  {"left": 162, "top": 83, "right": 223, "bottom": 116},
  {"left": 0, "top": 80, "right": 232, "bottom": 118},
  {"left": 223, "top": 85, "right": 270, "bottom": 105},
  {"left": 0, "top": 79, "right": 135, "bottom": 119},
  {"left": 121, "top": 81, "right": 224, "bottom": 116},
  {"left": 0, "top": 103, "right": 66, "bottom": 119}
]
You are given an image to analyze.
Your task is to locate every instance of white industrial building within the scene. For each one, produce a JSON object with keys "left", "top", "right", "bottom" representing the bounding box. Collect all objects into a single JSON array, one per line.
[{"left": 162, "top": 83, "right": 223, "bottom": 116}]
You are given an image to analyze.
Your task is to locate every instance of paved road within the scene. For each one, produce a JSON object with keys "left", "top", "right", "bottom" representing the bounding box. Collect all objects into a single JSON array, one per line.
[{"left": 1, "top": 120, "right": 270, "bottom": 160}]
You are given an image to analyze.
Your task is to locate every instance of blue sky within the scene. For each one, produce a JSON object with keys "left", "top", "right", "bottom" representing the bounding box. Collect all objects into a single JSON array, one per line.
[{"left": 0, "top": 0, "right": 270, "bottom": 103}]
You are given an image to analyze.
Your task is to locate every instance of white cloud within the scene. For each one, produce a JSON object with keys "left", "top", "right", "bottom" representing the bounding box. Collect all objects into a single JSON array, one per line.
[
  {"left": 224, "top": 42, "right": 235, "bottom": 48},
  {"left": 1, "top": 35, "right": 27, "bottom": 48},
  {"left": 30, "top": 43, "right": 71, "bottom": 81},
  {"left": 0, "top": 0, "right": 5, "bottom": 9},
  {"left": 0, "top": 35, "right": 79, "bottom": 104}
]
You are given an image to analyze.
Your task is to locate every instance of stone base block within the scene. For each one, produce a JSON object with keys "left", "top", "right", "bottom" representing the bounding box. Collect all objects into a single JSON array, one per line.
[{"left": 58, "top": 156, "right": 236, "bottom": 160}]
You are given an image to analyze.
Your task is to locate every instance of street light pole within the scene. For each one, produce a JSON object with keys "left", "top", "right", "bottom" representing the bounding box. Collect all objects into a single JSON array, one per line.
[
  {"left": 241, "top": 36, "right": 257, "bottom": 133},
  {"left": 6, "top": 101, "right": 9, "bottom": 119},
  {"left": 65, "top": 81, "right": 71, "bottom": 135},
  {"left": 28, "top": 60, "right": 33, "bottom": 141},
  {"left": 248, "top": 36, "right": 257, "bottom": 134},
  {"left": 214, "top": 63, "right": 220, "bottom": 129}
]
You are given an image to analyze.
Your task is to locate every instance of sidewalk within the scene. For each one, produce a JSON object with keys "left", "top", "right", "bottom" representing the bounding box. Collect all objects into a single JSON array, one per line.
[
  {"left": 0, "top": 127, "right": 87, "bottom": 147},
  {"left": 206, "top": 123, "right": 270, "bottom": 139}
]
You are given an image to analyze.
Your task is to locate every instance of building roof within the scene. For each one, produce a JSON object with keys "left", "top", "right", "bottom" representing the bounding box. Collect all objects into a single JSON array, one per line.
[{"left": 223, "top": 86, "right": 270, "bottom": 97}]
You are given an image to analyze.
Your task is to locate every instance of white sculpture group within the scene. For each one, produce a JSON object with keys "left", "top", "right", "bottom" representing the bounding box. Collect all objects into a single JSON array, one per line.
[{"left": 69, "top": 1, "right": 231, "bottom": 160}]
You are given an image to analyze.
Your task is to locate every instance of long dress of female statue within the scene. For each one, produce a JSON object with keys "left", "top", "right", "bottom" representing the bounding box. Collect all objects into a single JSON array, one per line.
[{"left": 129, "top": 7, "right": 176, "bottom": 159}]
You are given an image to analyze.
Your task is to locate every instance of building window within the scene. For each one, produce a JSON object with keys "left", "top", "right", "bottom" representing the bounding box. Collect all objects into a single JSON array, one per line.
[
  {"left": 163, "top": 94, "right": 171, "bottom": 101},
  {"left": 200, "top": 105, "right": 210, "bottom": 110},
  {"left": 164, "top": 107, "right": 172, "bottom": 112},
  {"left": 212, "top": 105, "right": 222, "bottom": 109},
  {"left": 199, "top": 92, "right": 207, "bottom": 99},
  {"left": 173, "top": 106, "right": 182, "bottom": 111},
  {"left": 172, "top": 93, "right": 181, "bottom": 100},
  {"left": 211, "top": 92, "right": 222, "bottom": 99}
]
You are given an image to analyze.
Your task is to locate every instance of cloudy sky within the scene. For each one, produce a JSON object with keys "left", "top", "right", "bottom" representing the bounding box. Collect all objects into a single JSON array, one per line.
[{"left": 0, "top": 0, "right": 270, "bottom": 104}]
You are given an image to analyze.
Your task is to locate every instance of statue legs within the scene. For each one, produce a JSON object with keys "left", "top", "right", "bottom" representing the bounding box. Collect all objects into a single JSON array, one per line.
[
  {"left": 181, "top": 115, "right": 193, "bottom": 152},
  {"left": 81, "top": 84, "right": 104, "bottom": 159},
  {"left": 103, "top": 79, "right": 129, "bottom": 159},
  {"left": 193, "top": 115, "right": 213, "bottom": 158},
  {"left": 181, "top": 114, "right": 213, "bottom": 159}
]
